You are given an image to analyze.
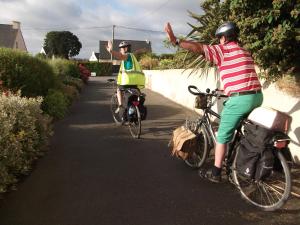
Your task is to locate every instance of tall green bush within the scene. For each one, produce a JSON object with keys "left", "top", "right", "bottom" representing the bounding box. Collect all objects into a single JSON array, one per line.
[
  {"left": 0, "top": 48, "right": 57, "bottom": 97},
  {"left": 0, "top": 93, "right": 52, "bottom": 193},
  {"left": 229, "top": 0, "right": 300, "bottom": 79}
]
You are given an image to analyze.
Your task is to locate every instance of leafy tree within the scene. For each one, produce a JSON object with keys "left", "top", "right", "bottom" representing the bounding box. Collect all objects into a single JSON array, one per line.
[
  {"left": 43, "top": 31, "right": 82, "bottom": 59},
  {"left": 229, "top": 0, "right": 300, "bottom": 80}
]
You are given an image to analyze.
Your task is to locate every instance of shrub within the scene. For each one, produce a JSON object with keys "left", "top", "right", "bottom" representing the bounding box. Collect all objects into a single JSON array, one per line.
[
  {"left": 140, "top": 55, "right": 159, "bottom": 70},
  {"left": 78, "top": 64, "right": 91, "bottom": 83},
  {"left": 48, "top": 58, "right": 80, "bottom": 79},
  {"left": 63, "top": 77, "right": 84, "bottom": 92},
  {"left": 41, "top": 89, "right": 69, "bottom": 120},
  {"left": 83, "top": 62, "right": 112, "bottom": 76},
  {"left": 0, "top": 48, "right": 57, "bottom": 97},
  {"left": 0, "top": 93, "right": 52, "bottom": 193},
  {"left": 61, "top": 84, "right": 79, "bottom": 104}
]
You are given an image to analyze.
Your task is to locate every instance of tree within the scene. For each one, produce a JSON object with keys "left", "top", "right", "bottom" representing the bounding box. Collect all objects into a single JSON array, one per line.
[
  {"left": 43, "top": 31, "right": 82, "bottom": 59},
  {"left": 229, "top": 0, "right": 300, "bottom": 80}
]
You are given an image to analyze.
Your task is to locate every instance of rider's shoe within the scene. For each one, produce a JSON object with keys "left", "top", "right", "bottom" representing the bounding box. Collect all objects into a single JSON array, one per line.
[
  {"left": 198, "top": 168, "right": 221, "bottom": 183},
  {"left": 115, "top": 105, "right": 123, "bottom": 114}
]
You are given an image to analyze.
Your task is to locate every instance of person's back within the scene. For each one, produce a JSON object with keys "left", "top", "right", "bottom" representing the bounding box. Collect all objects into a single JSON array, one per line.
[{"left": 203, "top": 41, "right": 261, "bottom": 95}]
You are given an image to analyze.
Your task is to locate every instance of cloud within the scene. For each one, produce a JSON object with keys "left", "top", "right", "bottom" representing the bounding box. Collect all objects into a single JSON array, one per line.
[{"left": 0, "top": 0, "right": 204, "bottom": 58}]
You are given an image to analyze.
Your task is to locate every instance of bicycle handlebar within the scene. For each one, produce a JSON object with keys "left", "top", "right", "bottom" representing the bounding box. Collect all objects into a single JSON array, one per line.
[
  {"left": 188, "top": 85, "right": 228, "bottom": 98},
  {"left": 188, "top": 85, "right": 203, "bottom": 95}
]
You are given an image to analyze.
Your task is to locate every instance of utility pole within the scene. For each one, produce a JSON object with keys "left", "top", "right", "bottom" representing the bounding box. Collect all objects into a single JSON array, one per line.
[{"left": 111, "top": 24, "right": 116, "bottom": 61}]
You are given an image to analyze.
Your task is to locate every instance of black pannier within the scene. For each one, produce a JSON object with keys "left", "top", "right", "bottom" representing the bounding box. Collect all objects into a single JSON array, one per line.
[
  {"left": 236, "top": 122, "right": 275, "bottom": 180},
  {"left": 126, "top": 93, "right": 147, "bottom": 121}
]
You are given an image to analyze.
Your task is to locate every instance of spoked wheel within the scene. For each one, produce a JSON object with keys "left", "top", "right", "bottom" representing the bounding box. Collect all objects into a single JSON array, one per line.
[
  {"left": 232, "top": 149, "right": 291, "bottom": 211},
  {"left": 128, "top": 105, "right": 141, "bottom": 139},
  {"left": 110, "top": 94, "right": 122, "bottom": 125},
  {"left": 184, "top": 126, "right": 209, "bottom": 168}
]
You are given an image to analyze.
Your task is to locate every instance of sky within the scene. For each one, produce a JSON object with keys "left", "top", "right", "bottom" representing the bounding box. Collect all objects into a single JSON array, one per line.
[{"left": 0, "top": 0, "right": 204, "bottom": 59}]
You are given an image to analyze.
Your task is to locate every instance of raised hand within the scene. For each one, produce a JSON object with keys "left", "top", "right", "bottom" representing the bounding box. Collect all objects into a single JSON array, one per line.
[
  {"left": 106, "top": 40, "right": 113, "bottom": 53},
  {"left": 164, "top": 22, "right": 176, "bottom": 44}
]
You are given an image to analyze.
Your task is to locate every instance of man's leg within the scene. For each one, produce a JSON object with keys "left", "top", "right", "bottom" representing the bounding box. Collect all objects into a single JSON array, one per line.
[
  {"left": 115, "top": 88, "right": 123, "bottom": 114},
  {"left": 117, "top": 88, "right": 122, "bottom": 107},
  {"left": 214, "top": 143, "right": 227, "bottom": 168}
]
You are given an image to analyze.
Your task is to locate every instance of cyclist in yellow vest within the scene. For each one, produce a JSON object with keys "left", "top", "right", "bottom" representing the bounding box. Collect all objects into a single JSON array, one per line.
[{"left": 106, "top": 40, "right": 145, "bottom": 114}]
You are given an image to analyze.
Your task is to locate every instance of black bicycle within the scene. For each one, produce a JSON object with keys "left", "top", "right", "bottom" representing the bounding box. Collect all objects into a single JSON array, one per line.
[
  {"left": 108, "top": 79, "right": 146, "bottom": 139},
  {"left": 184, "top": 85, "right": 292, "bottom": 211}
]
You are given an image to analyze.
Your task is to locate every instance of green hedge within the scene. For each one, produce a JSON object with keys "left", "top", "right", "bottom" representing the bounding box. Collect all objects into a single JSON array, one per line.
[
  {"left": 0, "top": 93, "right": 52, "bottom": 193},
  {"left": 83, "top": 62, "right": 112, "bottom": 76},
  {"left": 48, "top": 58, "right": 81, "bottom": 79},
  {"left": 0, "top": 48, "right": 57, "bottom": 97},
  {"left": 41, "top": 89, "right": 69, "bottom": 120}
]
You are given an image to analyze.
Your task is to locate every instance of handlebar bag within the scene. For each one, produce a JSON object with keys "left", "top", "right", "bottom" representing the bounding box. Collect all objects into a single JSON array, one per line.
[{"left": 194, "top": 94, "right": 207, "bottom": 109}]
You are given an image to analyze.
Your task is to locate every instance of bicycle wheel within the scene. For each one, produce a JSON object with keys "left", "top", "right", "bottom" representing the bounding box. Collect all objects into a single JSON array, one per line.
[
  {"left": 232, "top": 149, "right": 291, "bottom": 211},
  {"left": 184, "top": 126, "right": 209, "bottom": 168},
  {"left": 128, "top": 105, "right": 141, "bottom": 139},
  {"left": 110, "top": 94, "right": 122, "bottom": 125}
]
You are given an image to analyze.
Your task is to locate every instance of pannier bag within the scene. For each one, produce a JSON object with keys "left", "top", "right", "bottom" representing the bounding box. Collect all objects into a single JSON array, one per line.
[
  {"left": 236, "top": 122, "right": 274, "bottom": 180},
  {"left": 139, "top": 105, "right": 147, "bottom": 120},
  {"left": 194, "top": 94, "right": 207, "bottom": 109},
  {"left": 168, "top": 126, "right": 197, "bottom": 160}
]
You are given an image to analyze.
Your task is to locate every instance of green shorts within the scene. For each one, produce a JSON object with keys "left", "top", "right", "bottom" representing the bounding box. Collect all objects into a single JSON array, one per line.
[{"left": 217, "top": 93, "right": 263, "bottom": 144}]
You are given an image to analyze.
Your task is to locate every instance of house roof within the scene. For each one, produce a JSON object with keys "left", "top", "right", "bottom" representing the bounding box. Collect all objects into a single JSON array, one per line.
[
  {"left": 94, "top": 52, "right": 100, "bottom": 59},
  {"left": 0, "top": 24, "right": 18, "bottom": 48},
  {"left": 99, "top": 39, "right": 152, "bottom": 60}
]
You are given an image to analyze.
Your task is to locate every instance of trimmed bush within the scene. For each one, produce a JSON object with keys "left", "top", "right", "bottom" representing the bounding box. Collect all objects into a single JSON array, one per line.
[
  {"left": 48, "top": 58, "right": 81, "bottom": 79},
  {"left": 0, "top": 93, "right": 52, "bottom": 193},
  {"left": 140, "top": 55, "right": 159, "bottom": 70},
  {"left": 63, "top": 77, "right": 84, "bottom": 92},
  {"left": 83, "top": 62, "right": 112, "bottom": 76},
  {"left": 61, "top": 84, "right": 79, "bottom": 104},
  {"left": 41, "top": 89, "right": 69, "bottom": 120},
  {"left": 0, "top": 48, "right": 57, "bottom": 97}
]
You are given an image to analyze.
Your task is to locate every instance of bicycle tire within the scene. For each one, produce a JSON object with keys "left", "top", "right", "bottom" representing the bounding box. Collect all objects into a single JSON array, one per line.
[
  {"left": 110, "top": 94, "right": 122, "bottom": 125},
  {"left": 184, "top": 126, "right": 209, "bottom": 168},
  {"left": 232, "top": 149, "right": 291, "bottom": 211},
  {"left": 128, "top": 105, "right": 141, "bottom": 139}
]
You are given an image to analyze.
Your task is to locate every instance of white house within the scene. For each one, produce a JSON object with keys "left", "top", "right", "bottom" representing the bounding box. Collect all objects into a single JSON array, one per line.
[{"left": 89, "top": 51, "right": 100, "bottom": 62}]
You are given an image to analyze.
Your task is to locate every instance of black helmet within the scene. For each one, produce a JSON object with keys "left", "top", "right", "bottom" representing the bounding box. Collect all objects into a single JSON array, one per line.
[
  {"left": 215, "top": 22, "right": 238, "bottom": 38},
  {"left": 118, "top": 41, "right": 131, "bottom": 48}
]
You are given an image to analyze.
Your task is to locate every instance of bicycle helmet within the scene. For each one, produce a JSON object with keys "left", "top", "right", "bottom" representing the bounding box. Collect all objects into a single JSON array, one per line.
[
  {"left": 215, "top": 22, "right": 238, "bottom": 39},
  {"left": 118, "top": 41, "right": 131, "bottom": 48}
]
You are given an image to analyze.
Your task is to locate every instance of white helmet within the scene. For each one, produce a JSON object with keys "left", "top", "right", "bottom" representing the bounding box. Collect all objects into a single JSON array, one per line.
[{"left": 118, "top": 41, "right": 131, "bottom": 48}]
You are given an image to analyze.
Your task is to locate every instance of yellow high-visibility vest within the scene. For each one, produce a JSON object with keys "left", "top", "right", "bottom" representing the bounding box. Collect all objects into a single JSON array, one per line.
[{"left": 117, "top": 53, "right": 145, "bottom": 89}]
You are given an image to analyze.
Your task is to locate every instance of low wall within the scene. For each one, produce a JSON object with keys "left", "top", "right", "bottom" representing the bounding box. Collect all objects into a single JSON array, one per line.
[{"left": 144, "top": 69, "right": 300, "bottom": 164}]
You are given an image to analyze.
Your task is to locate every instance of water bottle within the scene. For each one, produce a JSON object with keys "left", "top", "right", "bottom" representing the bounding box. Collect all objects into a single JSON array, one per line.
[{"left": 128, "top": 106, "right": 135, "bottom": 115}]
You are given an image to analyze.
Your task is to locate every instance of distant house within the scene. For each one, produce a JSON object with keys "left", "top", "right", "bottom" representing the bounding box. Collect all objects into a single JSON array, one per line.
[
  {"left": 40, "top": 47, "right": 46, "bottom": 55},
  {"left": 89, "top": 51, "right": 100, "bottom": 62},
  {"left": 0, "top": 21, "right": 27, "bottom": 52},
  {"left": 99, "top": 39, "right": 152, "bottom": 62}
]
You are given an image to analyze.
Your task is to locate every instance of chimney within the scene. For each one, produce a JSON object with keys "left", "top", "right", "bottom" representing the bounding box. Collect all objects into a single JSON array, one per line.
[{"left": 12, "top": 21, "right": 21, "bottom": 30}]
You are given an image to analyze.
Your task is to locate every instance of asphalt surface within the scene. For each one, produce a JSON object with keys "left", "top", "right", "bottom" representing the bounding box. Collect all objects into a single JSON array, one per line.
[{"left": 0, "top": 76, "right": 299, "bottom": 225}]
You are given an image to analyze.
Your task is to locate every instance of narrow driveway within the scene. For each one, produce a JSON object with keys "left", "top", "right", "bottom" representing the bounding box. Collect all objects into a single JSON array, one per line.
[{"left": 0, "top": 77, "right": 299, "bottom": 225}]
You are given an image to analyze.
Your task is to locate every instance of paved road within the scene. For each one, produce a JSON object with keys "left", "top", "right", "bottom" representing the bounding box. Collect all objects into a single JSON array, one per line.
[{"left": 0, "top": 77, "right": 299, "bottom": 225}]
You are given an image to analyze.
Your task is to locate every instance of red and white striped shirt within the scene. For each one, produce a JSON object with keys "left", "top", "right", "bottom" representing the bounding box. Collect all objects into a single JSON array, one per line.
[{"left": 203, "top": 42, "right": 261, "bottom": 96}]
